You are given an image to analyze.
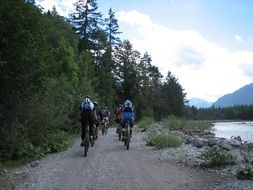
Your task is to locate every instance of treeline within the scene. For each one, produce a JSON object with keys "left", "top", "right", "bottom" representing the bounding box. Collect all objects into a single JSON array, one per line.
[
  {"left": 0, "top": 0, "right": 186, "bottom": 162},
  {"left": 186, "top": 105, "right": 253, "bottom": 120}
]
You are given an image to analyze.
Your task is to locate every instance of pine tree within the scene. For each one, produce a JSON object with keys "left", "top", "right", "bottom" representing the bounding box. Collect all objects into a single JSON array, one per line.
[
  {"left": 161, "top": 71, "right": 186, "bottom": 117},
  {"left": 70, "top": 0, "right": 103, "bottom": 52},
  {"left": 113, "top": 40, "right": 140, "bottom": 101},
  {"left": 105, "top": 8, "right": 121, "bottom": 46}
]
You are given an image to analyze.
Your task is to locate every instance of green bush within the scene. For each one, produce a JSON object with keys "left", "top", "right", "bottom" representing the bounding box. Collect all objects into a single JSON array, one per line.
[
  {"left": 137, "top": 117, "right": 155, "bottom": 128},
  {"left": 200, "top": 145, "right": 236, "bottom": 167},
  {"left": 146, "top": 132, "right": 182, "bottom": 149},
  {"left": 162, "top": 115, "right": 185, "bottom": 131},
  {"left": 41, "top": 131, "right": 71, "bottom": 153},
  {"left": 237, "top": 164, "right": 253, "bottom": 180}
]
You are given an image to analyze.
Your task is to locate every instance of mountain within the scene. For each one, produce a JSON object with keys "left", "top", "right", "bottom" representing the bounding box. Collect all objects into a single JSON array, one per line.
[
  {"left": 188, "top": 98, "right": 212, "bottom": 108},
  {"left": 213, "top": 82, "right": 253, "bottom": 108}
]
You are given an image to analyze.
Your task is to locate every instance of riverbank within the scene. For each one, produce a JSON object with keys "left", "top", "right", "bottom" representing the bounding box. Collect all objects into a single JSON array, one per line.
[{"left": 140, "top": 121, "right": 253, "bottom": 188}]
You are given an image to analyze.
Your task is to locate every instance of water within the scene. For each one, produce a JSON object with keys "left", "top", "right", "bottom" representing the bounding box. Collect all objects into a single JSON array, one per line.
[{"left": 213, "top": 121, "right": 253, "bottom": 142}]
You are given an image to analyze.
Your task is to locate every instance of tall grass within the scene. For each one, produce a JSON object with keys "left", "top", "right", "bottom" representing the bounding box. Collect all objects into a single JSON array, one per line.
[
  {"left": 162, "top": 115, "right": 185, "bottom": 131},
  {"left": 146, "top": 132, "right": 182, "bottom": 149},
  {"left": 137, "top": 117, "right": 155, "bottom": 128},
  {"left": 162, "top": 115, "right": 213, "bottom": 131}
]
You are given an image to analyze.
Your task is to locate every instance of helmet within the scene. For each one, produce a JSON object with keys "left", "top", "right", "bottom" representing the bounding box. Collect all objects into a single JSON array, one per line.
[
  {"left": 94, "top": 101, "right": 98, "bottom": 105},
  {"left": 125, "top": 100, "right": 131, "bottom": 107},
  {"left": 84, "top": 95, "right": 91, "bottom": 100},
  {"left": 104, "top": 106, "right": 108, "bottom": 109}
]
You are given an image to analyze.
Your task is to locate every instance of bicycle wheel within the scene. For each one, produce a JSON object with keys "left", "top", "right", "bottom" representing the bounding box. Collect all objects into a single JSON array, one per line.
[
  {"left": 102, "top": 124, "right": 105, "bottom": 135},
  {"left": 126, "top": 127, "right": 130, "bottom": 150},
  {"left": 84, "top": 131, "right": 89, "bottom": 157},
  {"left": 118, "top": 126, "right": 122, "bottom": 141},
  {"left": 105, "top": 123, "right": 108, "bottom": 134}
]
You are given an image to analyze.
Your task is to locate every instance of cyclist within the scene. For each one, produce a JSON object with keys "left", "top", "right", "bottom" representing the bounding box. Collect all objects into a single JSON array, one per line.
[
  {"left": 80, "top": 95, "right": 95, "bottom": 147},
  {"left": 101, "top": 106, "right": 110, "bottom": 133},
  {"left": 114, "top": 104, "right": 122, "bottom": 134},
  {"left": 121, "top": 99, "right": 134, "bottom": 138},
  {"left": 93, "top": 101, "right": 100, "bottom": 139}
]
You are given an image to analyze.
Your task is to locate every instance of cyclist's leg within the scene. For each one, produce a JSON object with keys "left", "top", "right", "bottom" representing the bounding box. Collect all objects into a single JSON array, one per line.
[
  {"left": 89, "top": 111, "right": 95, "bottom": 139},
  {"left": 81, "top": 114, "right": 88, "bottom": 146},
  {"left": 129, "top": 120, "right": 134, "bottom": 138},
  {"left": 121, "top": 119, "right": 126, "bottom": 140},
  {"left": 95, "top": 123, "right": 99, "bottom": 139}
]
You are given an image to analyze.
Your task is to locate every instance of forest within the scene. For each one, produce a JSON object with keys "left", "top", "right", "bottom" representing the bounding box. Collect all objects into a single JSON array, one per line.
[{"left": 0, "top": 0, "right": 252, "bottom": 163}]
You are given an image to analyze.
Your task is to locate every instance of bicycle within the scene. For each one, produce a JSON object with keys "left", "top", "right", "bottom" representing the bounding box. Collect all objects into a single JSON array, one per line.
[
  {"left": 101, "top": 117, "right": 108, "bottom": 135},
  {"left": 83, "top": 125, "right": 89, "bottom": 157},
  {"left": 83, "top": 124, "right": 95, "bottom": 157},
  {"left": 122, "top": 121, "right": 130, "bottom": 150},
  {"left": 117, "top": 122, "right": 122, "bottom": 141}
]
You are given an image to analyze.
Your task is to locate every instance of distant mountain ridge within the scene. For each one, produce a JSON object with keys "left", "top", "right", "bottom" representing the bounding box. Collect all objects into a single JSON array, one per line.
[
  {"left": 188, "top": 98, "right": 212, "bottom": 108},
  {"left": 213, "top": 82, "right": 253, "bottom": 108}
]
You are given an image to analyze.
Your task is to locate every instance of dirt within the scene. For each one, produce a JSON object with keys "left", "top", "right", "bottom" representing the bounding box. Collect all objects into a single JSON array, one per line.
[{"left": 1, "top": 129, "right": 239, "bottom": 190}]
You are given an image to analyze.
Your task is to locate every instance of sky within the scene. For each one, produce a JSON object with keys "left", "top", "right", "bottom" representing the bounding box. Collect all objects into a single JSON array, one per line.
[{"left": 36, "top": 0, "right": 253, "bottom": 102}]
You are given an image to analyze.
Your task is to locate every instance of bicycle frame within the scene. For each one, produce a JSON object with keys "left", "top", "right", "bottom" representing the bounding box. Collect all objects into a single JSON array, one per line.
[{"left": 122, "top": 120, "right": 130, "bottom": 150}]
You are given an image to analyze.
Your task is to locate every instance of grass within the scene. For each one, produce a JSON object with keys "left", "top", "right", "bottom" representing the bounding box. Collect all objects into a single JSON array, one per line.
[
  {"left": 146, "top": 132, "right": 182, "bottom": 149},
  {"left": 162, "top": 116, "right": 185, "bottom": 131},
  {"left": 137, "top": 117, "right": 155, "bottom": 129},
  {"left": 162, "top": 115, "right": 213, "bottom": 132}
]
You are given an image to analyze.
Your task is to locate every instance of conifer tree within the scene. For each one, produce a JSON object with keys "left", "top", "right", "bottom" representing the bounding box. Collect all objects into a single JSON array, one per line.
[{"left": 70, "top": 0, "right": 103, "bottom": 52}]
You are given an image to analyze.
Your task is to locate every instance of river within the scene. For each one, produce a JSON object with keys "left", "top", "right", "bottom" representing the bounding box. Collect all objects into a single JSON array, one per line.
[{"left": 213, "top": 121, "right": 253, "bottom": 142}]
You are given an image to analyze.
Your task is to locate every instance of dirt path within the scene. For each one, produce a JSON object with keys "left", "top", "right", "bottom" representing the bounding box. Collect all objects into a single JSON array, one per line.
[{"left": 7, "top": 129, "right": 231, "bottom": 190}]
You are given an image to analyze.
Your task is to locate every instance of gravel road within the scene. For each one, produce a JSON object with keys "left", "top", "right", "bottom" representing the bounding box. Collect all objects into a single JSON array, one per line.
[{"left": 4, "top": 129, "right": 250, "bottom": 190}]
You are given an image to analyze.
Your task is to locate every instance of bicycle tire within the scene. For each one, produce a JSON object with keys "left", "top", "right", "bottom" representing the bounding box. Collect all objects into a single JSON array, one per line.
[
  {"left": 105, "top": 123, "right": 107, "bottom": 134},
  {"left": 126, "top": 126, "right": 130, "bottom": 150},
  {"left": 84, "top": 132, "right": 89, "bottom": 157},
  {"left": 102, "top": 125, "right": 105, "bottom": 135},
  {"left": 118, "top": 127, "right": 122, "bottom": 141}
]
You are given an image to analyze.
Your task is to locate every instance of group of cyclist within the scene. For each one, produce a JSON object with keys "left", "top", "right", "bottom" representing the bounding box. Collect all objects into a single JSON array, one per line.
[{"left": 79, "top": 95, "right": 134, "bottom": 147}]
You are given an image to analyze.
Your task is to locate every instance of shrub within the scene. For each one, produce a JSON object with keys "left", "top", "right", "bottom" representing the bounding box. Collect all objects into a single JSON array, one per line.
[
  {"left": 137, "top": 117, "right": 155, "bottom": 128},
  {"left": 237, "top": 164, "right": 253, "bottom": 180},
  {"left": 162, "top": 115, "right": 185, "bottom": 131},
  {"left": 200, "top": 145, "right": 236, "bottom": 167},
  {"left": 42, "top": 131, "right": 71, "bottom": 153},
  {"left": 146, "top": 132, "right": 182, "bottom": 149}
]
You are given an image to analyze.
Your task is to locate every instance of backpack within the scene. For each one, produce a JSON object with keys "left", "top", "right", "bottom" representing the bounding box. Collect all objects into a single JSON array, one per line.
[
  {"left": 115, "top": 107, "right": 121, "bottom": 117},
  {"left": 101, "top": 108, "right": 109, "bottom": 117},
  {"left": 123, "top": 100, "right": 133, "bottom": 112},
  {"left": 81, "top": 98, "right": 93, "bottom": 111}
]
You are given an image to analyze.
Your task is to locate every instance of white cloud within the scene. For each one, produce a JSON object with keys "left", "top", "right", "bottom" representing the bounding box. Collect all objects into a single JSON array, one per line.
[
  {"left": 36, "top": 0, "right": 75, "bottom": 17},
  {"left": 117, "top": 10, "right": 253, "bottom": 102},
  {"left": 234, "top": 35, "right": 243, "bottom": 42}
]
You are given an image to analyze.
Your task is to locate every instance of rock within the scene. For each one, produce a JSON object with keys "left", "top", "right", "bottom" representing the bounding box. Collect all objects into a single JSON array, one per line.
[
  {"left": 229, "top": 138, "right": 242, "bottom": 147},
  {"left": 207, "top": 137, "right": 219, "bottom": 147},
  {"left": 193, "top": 139, "right": 204, "bottom": 148},
  {"left": 193, "top": 137, "right": 209, "bottom": 148},
  {"left": 15, "top": 171, "right": 24, "bottom": 175},
  {"left": 242, "top": 143, "right": 253, "bottom": 150},
  {"left": 140, "top": 128, "right": 146, "bottom": 132},
  {"left": 31, "top": 160, "right": 39, "bottom": 167},
  {"left": 218, "top": 139, "right": 233, "bottom": 151},
  {"left": 3, "top": 169, "right": 8, "bottom": 174}
]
